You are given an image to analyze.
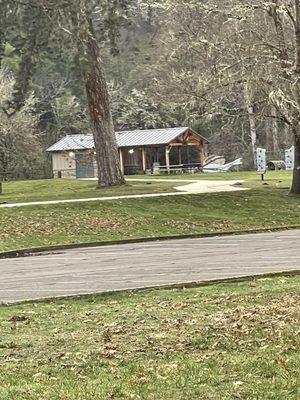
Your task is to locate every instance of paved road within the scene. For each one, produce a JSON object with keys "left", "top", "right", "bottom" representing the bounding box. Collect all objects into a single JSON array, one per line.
[{"left": 1, "top": 230, "right": 300, "bottom": 304}]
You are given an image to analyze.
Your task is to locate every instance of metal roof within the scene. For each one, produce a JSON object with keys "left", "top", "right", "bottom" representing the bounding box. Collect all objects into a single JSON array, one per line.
[
  {"left": 117, "top": 127, "right": 191, "bottom": 147},
  {"left": 47, "top": 135, "right": 95, "bottom": 152},
  {"left": 47, "top": 127, "right": 208, "bottom": 152}
]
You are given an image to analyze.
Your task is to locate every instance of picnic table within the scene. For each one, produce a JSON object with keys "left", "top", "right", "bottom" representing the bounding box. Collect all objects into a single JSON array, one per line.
[{"left": 154, "top": 164, "right": 184, "bottom": 175}]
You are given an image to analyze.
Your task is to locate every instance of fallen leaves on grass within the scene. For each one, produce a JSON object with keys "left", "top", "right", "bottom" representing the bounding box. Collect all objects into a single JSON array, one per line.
[
  {"left": 0, "top": 213, "right": 139, "bottom": 240},
  {"left": 9, "top": 315, "right": 29, "bottom": 323},
  {"left": 0, "top": 278, "right": 299, "bottom": 399},
  {"left": 164, "top": 219, "right": 233, "bottom": 231}
]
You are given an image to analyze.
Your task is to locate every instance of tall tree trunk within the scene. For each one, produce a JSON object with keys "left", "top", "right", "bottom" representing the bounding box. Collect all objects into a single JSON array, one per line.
[
  {"left": 248, "top": 105, "right": 257, "bottom": 167},
  {"left": 290, "top": 132, "right": 300, "bottom": 194},
  {"left": 0, "top": 0, "right": 7, "bottom": 69},
  {"left": 295, "top": 0, "right": 300, "bottom": 74},
  {"left": 290, "top": 1, "right": 300, "bottom": 193},
  {"left": 84, "top": 34, "right": 124, "bottom": 188},
  {"left": 284, "top": 123, "right": 292, "bottom": 147},
  {"left": 70, "top": 2, "right": 124, "bottom": 188},
  {"left": 266, "top": 111, "right": 273, "bottom": 151},
  {"left": 244, "top": 84, "right": 257, "bottom": 167},
  {"left": 0, "top": 39, "right": 4, "bottom": 69},
  {"left": 269, "top": 1, "right": 289, "bottom": 68},
  {"left": 270, "top": 106, "right": 279, "bottom": 153}
]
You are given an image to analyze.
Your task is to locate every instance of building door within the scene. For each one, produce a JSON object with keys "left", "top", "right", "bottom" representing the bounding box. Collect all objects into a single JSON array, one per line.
[{"left": 75, "top": 153, "right": 94, "bottom": 178}]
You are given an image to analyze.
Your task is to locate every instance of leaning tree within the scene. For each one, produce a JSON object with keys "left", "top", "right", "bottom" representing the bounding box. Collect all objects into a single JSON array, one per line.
[{"left": 2, "top": 0, "right": 128, "bottom": 188}]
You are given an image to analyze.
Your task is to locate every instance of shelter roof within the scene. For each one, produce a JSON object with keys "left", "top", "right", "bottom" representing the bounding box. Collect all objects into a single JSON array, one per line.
[{"left": 46, "top": 127, "right": 208, "bottom": 152}]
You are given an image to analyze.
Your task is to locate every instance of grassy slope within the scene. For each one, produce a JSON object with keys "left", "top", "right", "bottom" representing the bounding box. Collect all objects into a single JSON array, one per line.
[
  {"left": 0, "top": 276, "right": 299, "bottom": 399},
  {"left": 0, "top": 171, "right": 299, "bottom": 252}
]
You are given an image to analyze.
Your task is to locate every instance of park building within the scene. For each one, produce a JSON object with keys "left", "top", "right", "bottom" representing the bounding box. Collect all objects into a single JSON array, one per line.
[{"left": 46, "top": 127, "right": 209, "bottom": 179}]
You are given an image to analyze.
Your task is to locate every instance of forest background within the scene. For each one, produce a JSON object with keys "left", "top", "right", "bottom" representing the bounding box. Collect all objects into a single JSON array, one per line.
[{"left": 0, "top": 0, "right": 296, "bottom": 180}]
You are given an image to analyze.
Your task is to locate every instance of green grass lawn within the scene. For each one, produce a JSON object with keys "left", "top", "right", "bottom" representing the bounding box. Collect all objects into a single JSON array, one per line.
[
  {"left": 0, "top": 179, "right": 182, "bottom": 203},
  {"left": 129, "top": 171, "right": 277, "bottom": 181},
  {"left": 0, "top": 171, "right": 299, "bottom": 253},
  {"left": 0, "top": 275, "right": 299, "bottom": 399},
  {"left": 0, "top": 171, "right": 291, "bottom": 203}
]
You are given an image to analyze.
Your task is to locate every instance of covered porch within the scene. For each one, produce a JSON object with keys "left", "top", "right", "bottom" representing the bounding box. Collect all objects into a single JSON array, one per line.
[{"left": 118, "top": 127, "right": 208, "bottom": 175}]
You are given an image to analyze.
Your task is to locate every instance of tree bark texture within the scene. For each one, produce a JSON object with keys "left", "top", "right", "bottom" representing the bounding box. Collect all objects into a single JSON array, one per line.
[
  {"left": 70, "top": 3, "right": 124, "bottom": 188},
  {"left": 244, "top": 84, "right": 257, "bottom": 167},
  {"left": 269, "top": 1, "right": 289, "bottom": 69},
  {"left": 248, "top": 106, "right": 257, "bottom": 167},
  {"left": 284, "top": 123, "right": 292, "bottom": 147},
  {"left": 290, "top": 133, "right": 300, "bottom": 194},
  {"left": 290, "top": 1, "right": 300, "bottom": 193},
  {"left": 295, "top": 0, "right": 300, "bottom": 73},
  {"left": 84, "top": 34, "right": 124, "bottom": 188},
  {"left": 266, "top": 106, "right": 279, "bottom": 153}
]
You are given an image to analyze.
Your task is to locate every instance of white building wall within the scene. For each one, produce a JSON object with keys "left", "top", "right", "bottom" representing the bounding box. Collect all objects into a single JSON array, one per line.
[
  {"left": 51, "top": 152, "right": 99, "bottom": 179},
  {"left": 52, "top": 153, "right": 76, "bottom": 178}
]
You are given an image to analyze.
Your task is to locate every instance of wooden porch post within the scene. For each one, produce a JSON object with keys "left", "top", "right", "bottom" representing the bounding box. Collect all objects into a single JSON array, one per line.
[
  {"left": 200, "top": 147, "right": 205, "bottom": 167},
  {"left": 142, "top": 148, "right": 147, "bottom": 173},
  {"left": 165, "top": 146, "right": 170, "bottom": 173},
  {"left": 119, "top": 149, "right": 125, "bottom": 175}
]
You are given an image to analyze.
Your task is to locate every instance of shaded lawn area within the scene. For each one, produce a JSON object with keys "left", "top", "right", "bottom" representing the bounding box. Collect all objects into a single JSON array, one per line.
[
  {"left": 0, "top": 176, "right": 300, "bottom": 252},
  {"left": 0, "top": 179, "right": 181, "bottom": 204},
  {"left": 0, "top": 276, "right": 299, "bottom": 399}
]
